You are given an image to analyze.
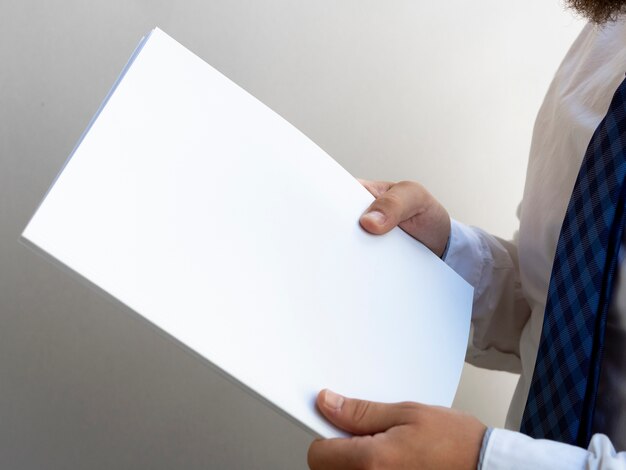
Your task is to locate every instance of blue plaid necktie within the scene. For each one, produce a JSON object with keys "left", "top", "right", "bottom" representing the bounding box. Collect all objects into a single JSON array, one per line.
[{"left": 520, "top": 77, "right": 626, "bottom": 447}]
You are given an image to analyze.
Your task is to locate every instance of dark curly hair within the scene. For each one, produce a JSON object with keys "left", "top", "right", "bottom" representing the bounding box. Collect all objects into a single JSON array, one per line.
[{"left": 567, "top": 0, "right": 626, "bottom": 23}]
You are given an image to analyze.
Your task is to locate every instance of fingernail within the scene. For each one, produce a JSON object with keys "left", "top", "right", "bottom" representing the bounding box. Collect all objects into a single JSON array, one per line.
[
  {"left": 324, "top": 390, "right": 345, "bottom": 411},
  {"left": 362, "top": 210, "right": 386, "bottom": 225}
]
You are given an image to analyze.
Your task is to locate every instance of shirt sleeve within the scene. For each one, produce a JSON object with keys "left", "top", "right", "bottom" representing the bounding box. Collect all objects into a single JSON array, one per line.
[
  {"left": 479, "top": 429, "right": 626, "bottom": 470},
  {"left": 444, "top": 219, "right": 531, "bottom": 373}
]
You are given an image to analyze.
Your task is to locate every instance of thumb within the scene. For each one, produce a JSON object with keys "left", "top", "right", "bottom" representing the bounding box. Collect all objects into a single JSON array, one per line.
[{"left": 316, "top": 389, "right": 410, "bottom": 435}]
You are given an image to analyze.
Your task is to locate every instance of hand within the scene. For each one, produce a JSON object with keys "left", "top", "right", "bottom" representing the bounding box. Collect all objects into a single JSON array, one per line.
[
  {"left": 359, "top": 180, "right": 451, "bottom": 257},
  {"left": 308, "top": 390, "right": 486, "bottom": 470}
]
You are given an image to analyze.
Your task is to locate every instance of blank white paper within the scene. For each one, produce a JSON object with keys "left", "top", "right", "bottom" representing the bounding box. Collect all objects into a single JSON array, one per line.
[{"left": 22, "top": 28, "right": 473, "bottom": 438}]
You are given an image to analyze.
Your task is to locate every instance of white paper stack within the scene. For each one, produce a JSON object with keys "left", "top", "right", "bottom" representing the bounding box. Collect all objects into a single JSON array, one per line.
[{"left": 22, "top": 28, "right": 472, "bottom": 438}]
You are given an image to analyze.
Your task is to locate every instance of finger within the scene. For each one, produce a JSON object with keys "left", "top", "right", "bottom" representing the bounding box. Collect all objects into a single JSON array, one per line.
[
  {"left": 308, "top": 436, "right": 374, "bottom": 470},
  {"left": 316, "top": 389, "right": 410, "bottom": 435},
  {"left": 357, "top": 179, "right": 394, "bottom": 198},
  {"left": 360, "top": 181, "right": 429, "bottom": 235}
]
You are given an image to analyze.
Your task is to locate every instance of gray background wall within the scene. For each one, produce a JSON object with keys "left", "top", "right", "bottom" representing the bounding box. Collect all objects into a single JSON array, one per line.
[{"left": 1, "top": 1, "right": 582, "bottom": 468}]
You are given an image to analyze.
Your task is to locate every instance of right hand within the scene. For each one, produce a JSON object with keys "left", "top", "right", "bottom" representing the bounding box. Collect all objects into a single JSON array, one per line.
[
  {"left": 358, "top": 179, "right": 451, "bottom": 257},
  {"left": 308, "top": 389, "right": 486, "bottom": 470}
]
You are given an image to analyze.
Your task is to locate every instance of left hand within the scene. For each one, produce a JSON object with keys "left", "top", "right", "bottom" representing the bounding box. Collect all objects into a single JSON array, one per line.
[
  {"left": 308, "top": 389, "right": 486, "bottom": 470},
  {"left": 358, "top": 179, "right": 451, "bottom": 258}
]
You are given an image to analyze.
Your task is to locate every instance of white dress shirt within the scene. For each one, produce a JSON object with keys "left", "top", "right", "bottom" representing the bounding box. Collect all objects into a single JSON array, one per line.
[{"left": 445, "top": 20, "right": 626, "bottom": 469}]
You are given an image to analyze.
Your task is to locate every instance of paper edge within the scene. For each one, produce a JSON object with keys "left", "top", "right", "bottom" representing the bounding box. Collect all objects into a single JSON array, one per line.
[{"left": 21, "top": 28, "right": 156, "bottom": 239}]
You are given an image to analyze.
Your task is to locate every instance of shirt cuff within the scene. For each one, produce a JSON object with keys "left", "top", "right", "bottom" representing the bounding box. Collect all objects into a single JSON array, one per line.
[
  {"left": 443, "top": 219, "right": 487, "bottom": 294},
  {"left": 478, "top": 428, "right": 494, "bottom": 470},
  {"left": 480, "top": 428, "right": 588, "bottom": 470}
]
